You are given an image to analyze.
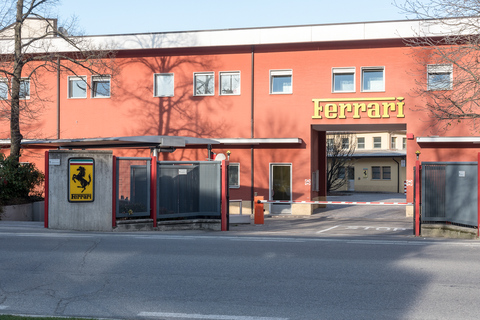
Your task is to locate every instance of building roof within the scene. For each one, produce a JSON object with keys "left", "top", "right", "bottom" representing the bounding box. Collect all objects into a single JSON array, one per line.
[{"left": 0, "top": 18, "right": 469, "bottom": 54}]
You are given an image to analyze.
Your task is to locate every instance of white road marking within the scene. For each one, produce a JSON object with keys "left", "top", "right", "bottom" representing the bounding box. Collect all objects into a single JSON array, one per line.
[
  {"left": 138, "top": 311, "right": 289, "bottom": 320},
  {"left": 0, "top": 305, "right": 8, "bottom": 310},
  {"left": 316, "top": 225, "right": 339, "bottom": 234}
]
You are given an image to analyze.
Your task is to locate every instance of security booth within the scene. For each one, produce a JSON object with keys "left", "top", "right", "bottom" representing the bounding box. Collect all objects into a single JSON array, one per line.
[{"left": 42, "top": 136, "right": 230, "bottom": 232}]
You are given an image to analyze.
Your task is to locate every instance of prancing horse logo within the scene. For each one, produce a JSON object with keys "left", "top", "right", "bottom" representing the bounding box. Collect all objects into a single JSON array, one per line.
[{"left": 72, "top": 166, "right": 92, "bottom": 193}]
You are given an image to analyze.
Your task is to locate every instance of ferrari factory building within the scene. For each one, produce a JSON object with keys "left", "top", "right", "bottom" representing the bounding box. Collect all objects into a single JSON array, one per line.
[{"left": 1, "top": 18, "right": 479, "bottom": 217}]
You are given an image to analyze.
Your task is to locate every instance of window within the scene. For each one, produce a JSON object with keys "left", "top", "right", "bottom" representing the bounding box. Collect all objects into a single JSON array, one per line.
[
  {"left": 220, "top": 72, "right": 240, "bottom": 95},
  {"left": 194, "top": 72, "right": 214, "bottom": 96},
  {"left": 373, "top": 137, "right": 382, "bottom": 149},
  {"left": 342, "top": 138, "right": 349, "bottom": 149},
  {"left": 362, "top": 67, "right": 384, "bottom": 92},
  {"left": 327, "top": 138, "right": 334, "bottom": 152},
  {"left": 19, "top": 79, "right": 30, "bottom": 99},
  {"left": 229, "top": 163, "right": 240, "bottom": 188},
  {"left": 427, "top": 64, "right": 452, "bottom": 91},
  {"left": 382, "top": 166, "right": 391, "bottom": 180},
  {"left": 338, "top": 167, "right": 346, "bottom": 180},
  {"left": 402, "top": 137, "right": 406, "bottom": 150},
  {"left": 372, "top": 166, "right": 391, "bottom": 180},
  {"left": 333, "top": 67, "right": 355, "bottom": 92},
  {"left": 270, "top": 70, "right": 292, "bottom": 94},
  {"left": 154, "top": 73, "right": 174, "bottom": 97},
  {"left": 0, "top": 78, "right": 7, "bottom": 100},
  {"left": 92, "top": 75, "right": 111, "bottom": 98},
  {"left": 391, "top": 137, "right": 397, "bottom": 149},
  {"left": 68, "top": 76, "right": 87, "bottom": 98},
  {"left": 357, "top": 137, "right": 365, "bottom": 149},
  {"left": 372, "top": 166, "right": 381, "bottom": 180}
]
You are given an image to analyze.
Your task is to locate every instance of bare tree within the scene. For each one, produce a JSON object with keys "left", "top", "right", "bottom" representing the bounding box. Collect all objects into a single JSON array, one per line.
[
  {"left": 0, "top": 0, "right": 116, "bottom": 160},
  {"left": 395, "top": 0, "right": 480, "bottom": 129},
  {"left": 326, "top": 132, "right": 356, "bottom": 192}
]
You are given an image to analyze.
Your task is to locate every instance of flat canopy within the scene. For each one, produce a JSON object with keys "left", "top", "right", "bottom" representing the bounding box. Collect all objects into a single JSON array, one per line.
[
  {"left": 0, "top": 136, "right": 220, "bottom": 149},
  {"left": 0, "top": 136, "right": 302, "bottom": 149}
]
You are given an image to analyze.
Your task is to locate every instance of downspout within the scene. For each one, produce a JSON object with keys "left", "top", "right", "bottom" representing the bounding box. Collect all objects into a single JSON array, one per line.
[
  {"left": 56, "top": 57, "right": 60, "bottom": 139},
  {"left": 251, "top": 45, "right": 255, "bottom": 213},
  {"left": 393, "top": 158, "right": 400, "bottom": 193}
]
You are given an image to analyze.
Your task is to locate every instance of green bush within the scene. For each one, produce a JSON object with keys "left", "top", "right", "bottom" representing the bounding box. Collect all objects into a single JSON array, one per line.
[{"left": 0, "top": 154, "right": 45, "bottom": 205}]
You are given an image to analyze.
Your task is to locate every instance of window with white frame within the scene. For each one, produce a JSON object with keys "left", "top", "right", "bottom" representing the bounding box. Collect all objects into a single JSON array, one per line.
[
  {"left": 270, "top": 70, "right": 292, "bottom": 94},
  {"left": 357, "top": 137, "right": 365, "bottom": 149},
  {"left": 391, "top": 137, "right": 397, "bottom": 149},
  {"left": 154, "top": 73, "right": 174, "bottom": 97},
  {"left": 220, "top": 71, "right": 240, "bottom": 95},
  {"left": 229, "top": 163, "right": 240, "bottom": 188},
  {"left": 0, "top": 78, "right": 7, "bottom": 100},
  {"left": 341, "top": 138, "right": 349, "bottom": 149},
  {"left": 92, "top": 75, "right": 111, "bottom": 98},
  {"left": 333, "top": 67, "right": 355, "bottom": 92},
  {"left": 194, "top": 72, "right": 214, "bottom": 96},
  {"left": 362, "top": 67, "right": 385, "bottom": 92},
  {"left": 427, "top": 64, "right": 453, "bottom": 91},
  {"left": 19, "top": 78, "right": 30, "bottom": 99},
  {"left": 373, "top": 136, "right": 382, "bottom": 149},
  {"left": 402, "top": 137, "right": 406, "bottom": 150},
  {"left": 68, "top": 76, "right": 87, "bottom": 98}
]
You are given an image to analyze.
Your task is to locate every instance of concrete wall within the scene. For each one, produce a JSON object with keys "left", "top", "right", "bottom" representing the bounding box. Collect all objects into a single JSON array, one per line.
[{"left": 48, "top": 150, "right": 113, "bottom": 231}]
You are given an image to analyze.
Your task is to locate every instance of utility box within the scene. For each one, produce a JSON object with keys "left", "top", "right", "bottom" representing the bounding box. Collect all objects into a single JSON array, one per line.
[{"left": 47, "top": 150, "right": 113, "bottom": 231}]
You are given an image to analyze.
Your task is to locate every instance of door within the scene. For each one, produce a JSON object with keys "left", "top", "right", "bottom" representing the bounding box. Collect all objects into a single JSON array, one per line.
[
  {"left": 347, "top": 166, "right": 355, "bottom": 191},
  {"left": 270, "top": 164, "right": 292, "bottom": 214}
]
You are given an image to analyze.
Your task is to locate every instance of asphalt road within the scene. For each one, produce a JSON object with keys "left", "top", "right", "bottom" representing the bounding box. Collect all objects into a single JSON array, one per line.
[{"left": 2, "top": 219, "right": 480, "bottom": 320}]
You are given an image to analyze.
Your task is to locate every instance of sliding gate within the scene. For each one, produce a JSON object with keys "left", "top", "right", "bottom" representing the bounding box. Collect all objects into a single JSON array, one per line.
[
  {"left": 115, "top": 159, "right": 222, "bottom": 221},
  {"left": 422, "top": 162, "right": 478, "bottom": 227},
  {"left": 157, "top": 161, "right": 221, "bottom": 220}
]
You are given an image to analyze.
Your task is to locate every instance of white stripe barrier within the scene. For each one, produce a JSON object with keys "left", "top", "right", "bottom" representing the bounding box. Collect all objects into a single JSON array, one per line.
[{"left": 258, "top": 200, "right": 412, "bottom": 206}]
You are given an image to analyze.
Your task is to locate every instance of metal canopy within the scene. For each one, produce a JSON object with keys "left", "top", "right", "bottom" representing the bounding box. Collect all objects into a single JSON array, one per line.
[
  {"left": 0, "top": 136, "right": 303, "bottom": 149},
  {"left": 0, "top": 136, "right": 220, "bottom": 149}
]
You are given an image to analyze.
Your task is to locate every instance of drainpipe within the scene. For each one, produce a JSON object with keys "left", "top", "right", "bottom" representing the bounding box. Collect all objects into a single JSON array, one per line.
[
  {"left": 250, "top": 45, "right": 255, "bottom": 214},
  {"left": 393, "top": 158, "right": 400, "bottom": 193},
  {"left": 56, "top": 57, "right": 60, "bottom": 139}
]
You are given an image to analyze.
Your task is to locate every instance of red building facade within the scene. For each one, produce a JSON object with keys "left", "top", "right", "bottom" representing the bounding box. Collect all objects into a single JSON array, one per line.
[{"left": 1, "top": 19, "right": 478, "bottom": 215}]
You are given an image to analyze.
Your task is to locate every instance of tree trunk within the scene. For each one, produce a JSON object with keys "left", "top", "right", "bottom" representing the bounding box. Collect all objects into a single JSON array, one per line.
[{"left": 10, "top": 0, "right": 24, "bottom": 159}]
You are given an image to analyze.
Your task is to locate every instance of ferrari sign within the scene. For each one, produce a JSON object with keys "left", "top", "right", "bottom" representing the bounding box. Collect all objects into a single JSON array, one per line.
[{"left": 69, "top": 158, "right": 94, "bottom": 202}]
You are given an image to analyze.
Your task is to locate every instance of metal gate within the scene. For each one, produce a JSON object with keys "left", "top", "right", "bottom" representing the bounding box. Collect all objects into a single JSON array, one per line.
[
  {"left": 157, "top": 161, "right": 221, "bottom": 220},
  {"left": 422, "top": 162, "right": 478, "bottom": 227}
]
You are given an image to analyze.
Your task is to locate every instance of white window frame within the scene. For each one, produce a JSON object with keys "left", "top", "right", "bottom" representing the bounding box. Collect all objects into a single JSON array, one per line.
[
  {"left": 373, "top": 136, "right": 382, "bottom": 149},
  {"left": 332, "top": 67, "right": 355, "bottom": 93},
  {"left": 154, "top": 73, "right": 174, "bottom": 97},
  {"left": 228, "top": 163, "right": 240, "bottom": 188},
  {"left": 270, "top": 69, "right": 292, "bottom": 94},
  {"left": 194, "top": 72, "right": 215, "bottom": 96},
  {"left": 361, "top": 66, "right": 385, "bottom": 92},
  {"left": 427, "top": 64, "right": 453, "bottom": 91},
  {"left": 19, "top": 78, "right": 30, "bottom": 100},
  {"left": 357, "top": 137, "right": 365, "bottom": 149},
  {"left": 0, "top": 78, "right": 8, "bottom": 100},
  {"left": 91, "top": 75, "right": 111, "bottom": 98},
  {"left": 68, "top": 76, "right": 87, "bottom": 99},
  {"left": 219, "top": 71, "right": 240, "bottom": 96}
]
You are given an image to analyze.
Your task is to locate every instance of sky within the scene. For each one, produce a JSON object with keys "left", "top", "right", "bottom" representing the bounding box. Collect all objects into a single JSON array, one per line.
[{"left": 54, "top": 0, "right": 413, "bottom": 36}]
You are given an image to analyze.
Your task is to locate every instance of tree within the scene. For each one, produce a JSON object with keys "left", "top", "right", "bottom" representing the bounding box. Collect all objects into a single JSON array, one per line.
[
  {"left": 326, "top": 132, "right": 356, "bottom": 192},
  {"left": 395, "top": 0, "right": 480, "bottom": 130},
  {"left": 0, "top": 0, "right": 116, "bottom": 160}
]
